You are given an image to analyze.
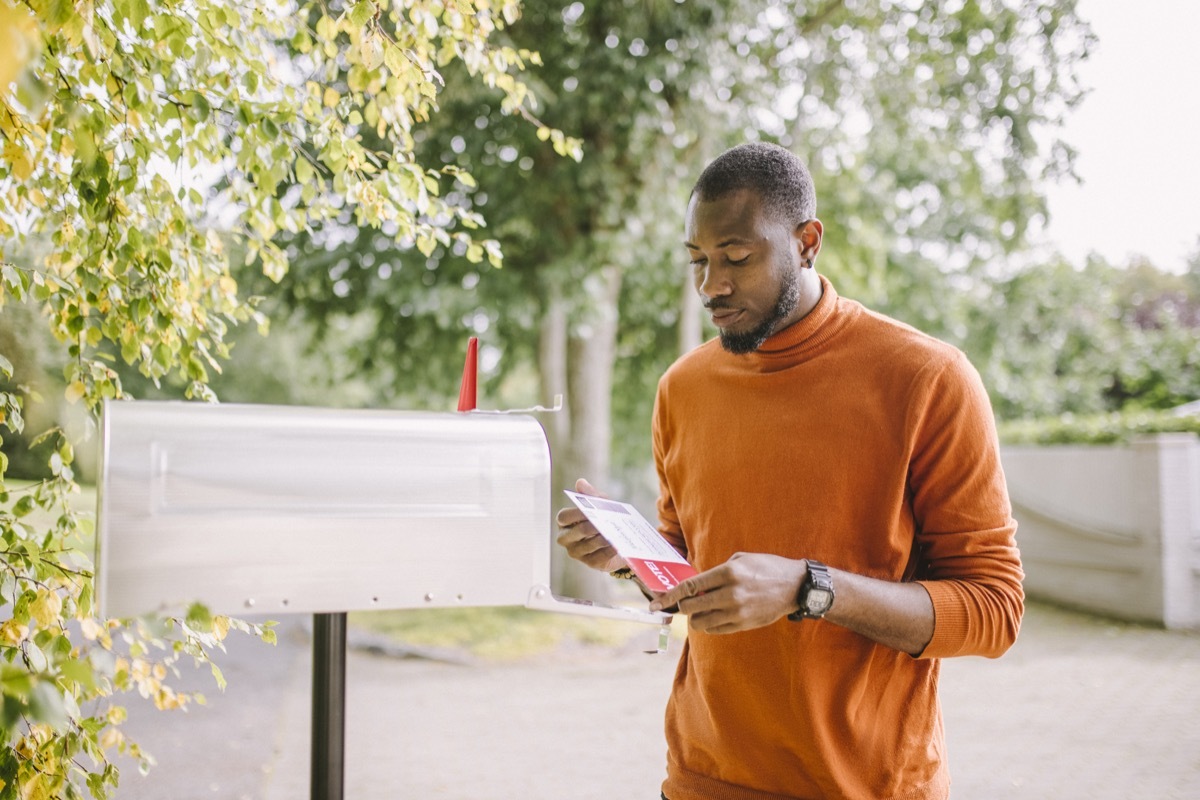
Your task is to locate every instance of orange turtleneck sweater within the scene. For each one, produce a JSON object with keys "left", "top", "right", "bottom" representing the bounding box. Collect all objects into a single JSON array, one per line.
[{"left": 653, "top": 276, "right": 1023, "bottom": 800}]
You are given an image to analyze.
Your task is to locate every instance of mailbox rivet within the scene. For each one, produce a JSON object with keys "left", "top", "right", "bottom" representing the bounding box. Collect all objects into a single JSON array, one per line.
[
  {"left": 424, "top": 593, "right": 434, "bottom": 602},
  {"left": 456, "top": 594, "right": 465, "bottom": 602},
  {"left": 282, "top": 599, "right": 289, "bottom": 607},
  {"left": 245, "top": 598, "right": 255, "bottom": 608}
]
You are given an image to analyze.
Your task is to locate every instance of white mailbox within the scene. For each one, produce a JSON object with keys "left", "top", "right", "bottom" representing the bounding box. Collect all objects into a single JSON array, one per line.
[{"left": 96, "top": 400, "right": 660, "bottom": 625}]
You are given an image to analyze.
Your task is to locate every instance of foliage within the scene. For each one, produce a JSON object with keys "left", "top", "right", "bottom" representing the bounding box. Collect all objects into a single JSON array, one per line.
[
  {"left": 964, "top": 254, "right": 1200, "bottom": 421},
  {"left": 1, "top": 0, "right": 566, "bottom": 796},
  {"left": 998, "top": 408, "right": 1200, "bottom": 446},
  {"left": 253, "top": 0, "right": 1094, "bottom": 475}
]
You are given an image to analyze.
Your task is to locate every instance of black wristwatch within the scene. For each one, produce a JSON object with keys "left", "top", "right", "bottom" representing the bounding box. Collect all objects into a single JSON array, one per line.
[{"left": 788, "top": 560, "right": 835, "bottom": 621}]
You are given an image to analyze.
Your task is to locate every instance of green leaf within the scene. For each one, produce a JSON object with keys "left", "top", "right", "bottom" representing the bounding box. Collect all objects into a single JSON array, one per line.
[
  {"left": 58, "top": 657, "right": 98, "bottom": 691},
  {"left": 186, "top": 601, "right": 213, "bottom": 631},
  {"left": 349, "top": 1, "right": 375, "bottom": 29},
  {"left": 190, "top": 90, "right": 210, "bottom": 121},
  {"left": 0, "top": 354, "right": 12, "bottom": 378},
  {"left": 27, "top": 680, "right": 69, "bottom": 729},
  {"left": 13, "top": 495, "right": 35, "bottom": 517},
  {"left": 0, "top": 665, "right": 35, "bottom": 698},
  {"left": 315, "top": 14, "right": 337, "bottom": 41}
]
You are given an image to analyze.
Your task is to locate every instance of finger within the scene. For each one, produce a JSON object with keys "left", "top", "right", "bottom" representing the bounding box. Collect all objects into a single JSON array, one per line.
[
  {"left": 557, "top": 528, "right": 616, "bottom": 563},
  {"left": 650, "top": 569, "right": 727, "bottom": 612},
  {"left": 676, "top": 586, "right": 730, "bottom": 617},
  {"left": 555, "top": 506, "right": 588, "bottom": 528},
  {"left": 687, "top": 608, "right": 736, "bottom": 634},
  {"left": 574, "top": 478, "right": 608, "bottom": 498},
  {"left": 555, "top": 523, "right": 601, "bottom": 547},
  {"left": 693, "top": 616, "right": 744, "bottom": 635},
  {"left": 582, "top": 550, "right": 624, "bottom": 572},
  {"left": 572, "top": 535, "right": 616, "bottom": 561}
]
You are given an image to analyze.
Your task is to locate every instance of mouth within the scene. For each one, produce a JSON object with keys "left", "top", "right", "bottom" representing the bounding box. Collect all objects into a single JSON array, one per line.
[{"left": 709, "top": 309, "right": 743, "bottom": 328}]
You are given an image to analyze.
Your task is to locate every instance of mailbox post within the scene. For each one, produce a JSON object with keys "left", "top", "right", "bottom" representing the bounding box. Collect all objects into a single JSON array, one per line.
[
  {"left": 96, "top": 400, "right": 668, "bottom": 800},
  {"left": 312, "top": 612, "right": 347, "bottom": 800}
]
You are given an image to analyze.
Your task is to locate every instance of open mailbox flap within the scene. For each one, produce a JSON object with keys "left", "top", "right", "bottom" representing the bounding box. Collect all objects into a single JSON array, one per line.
[{"left": 97, "top": 400, "right": 666, "bottom": 628}]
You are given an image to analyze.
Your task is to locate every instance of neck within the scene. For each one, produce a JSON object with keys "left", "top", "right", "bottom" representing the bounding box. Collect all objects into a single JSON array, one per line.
[{"left": 771, "top": 268, "right": 824, "bottom": 337}]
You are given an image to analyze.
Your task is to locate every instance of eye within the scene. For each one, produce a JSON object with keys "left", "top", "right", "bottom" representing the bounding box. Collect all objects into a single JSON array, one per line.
[
  {"left": 727, "top": 253, "right": 750, "bottom": 266},
  {"left": 688, "top": 257, "right": 707, "bottom": 267}
]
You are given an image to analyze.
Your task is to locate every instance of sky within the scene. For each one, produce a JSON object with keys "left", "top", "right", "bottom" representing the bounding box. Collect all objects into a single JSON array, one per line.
[{"left": 1039, "top": 1, "right": 1200, "bottom": 273}]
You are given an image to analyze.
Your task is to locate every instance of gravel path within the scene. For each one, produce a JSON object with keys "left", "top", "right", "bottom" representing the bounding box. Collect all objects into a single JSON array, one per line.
[{"left": 113, "top": 602, "right": 1200, "bottom": 799}]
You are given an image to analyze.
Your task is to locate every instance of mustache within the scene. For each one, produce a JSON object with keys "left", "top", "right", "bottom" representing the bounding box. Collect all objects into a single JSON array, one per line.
[{"left": 703, "top": 299, "right": 734, "bottom": 311}]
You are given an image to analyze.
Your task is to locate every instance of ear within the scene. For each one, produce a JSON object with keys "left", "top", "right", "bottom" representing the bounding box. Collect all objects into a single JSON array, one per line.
[{"left": 794, "top": 219, "right": 823, "bottom": 267}]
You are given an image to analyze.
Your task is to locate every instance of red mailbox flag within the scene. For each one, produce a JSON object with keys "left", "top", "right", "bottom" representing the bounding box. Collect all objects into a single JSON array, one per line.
[{"left": 456, "top": 336, "right": 479, "bottom": 412}]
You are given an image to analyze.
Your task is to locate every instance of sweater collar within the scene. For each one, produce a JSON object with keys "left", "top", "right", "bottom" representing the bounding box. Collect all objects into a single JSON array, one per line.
[{"left": 744, "top": 274, "right": 850, "bottom": 365}]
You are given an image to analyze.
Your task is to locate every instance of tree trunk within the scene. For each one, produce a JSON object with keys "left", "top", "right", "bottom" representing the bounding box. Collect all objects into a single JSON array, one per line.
[
  {"left": 538, "top": 286, "right": 570, "bottom": 458},
  {"left": 556, "top": 264, "right": 623, "bottom": 601},
  {"left": 679, "top": 269, "right": 703, "bottom": 355}
]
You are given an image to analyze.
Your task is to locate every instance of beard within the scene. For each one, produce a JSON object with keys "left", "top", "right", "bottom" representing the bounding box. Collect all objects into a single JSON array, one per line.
[{"left": 716, "top": 267, "right": 802, "bottom": 354}]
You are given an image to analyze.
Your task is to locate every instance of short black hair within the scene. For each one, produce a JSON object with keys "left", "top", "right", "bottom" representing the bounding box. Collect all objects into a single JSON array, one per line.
[{"left": 691, "top": 142, "right": 816, "bottom": 227}]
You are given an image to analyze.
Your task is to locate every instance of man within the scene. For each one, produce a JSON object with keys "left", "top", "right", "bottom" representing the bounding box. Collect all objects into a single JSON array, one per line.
[{"left": 556, "top": 142, "right": 1023, "bottom": 800}]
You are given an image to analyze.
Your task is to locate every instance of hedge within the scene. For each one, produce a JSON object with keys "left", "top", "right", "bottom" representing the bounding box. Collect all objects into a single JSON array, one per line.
[{"left": 998, "top": 409, "right": 1200, "bottom": 446}]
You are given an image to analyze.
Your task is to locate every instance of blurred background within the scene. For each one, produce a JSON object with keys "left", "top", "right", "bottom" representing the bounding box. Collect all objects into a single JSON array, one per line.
[
  {"left": 3, "top": 1, "right": 1199, "bottom": 797},
  {"left": 5, "top": 0, "right": 1198, "bottom": 500}
]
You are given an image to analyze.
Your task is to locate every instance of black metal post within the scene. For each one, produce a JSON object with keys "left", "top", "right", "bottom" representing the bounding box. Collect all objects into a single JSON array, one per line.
[{"left": 311, "top": 612, "right": 347, "bottom": 800}]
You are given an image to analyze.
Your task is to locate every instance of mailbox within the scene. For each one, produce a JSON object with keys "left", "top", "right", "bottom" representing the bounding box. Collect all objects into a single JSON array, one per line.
[
  {"left": 96, "top": 399, "right": 663, "bottom": 624},
  {"left": 96, "top": 398, "right": 669, "bottom": 800}
]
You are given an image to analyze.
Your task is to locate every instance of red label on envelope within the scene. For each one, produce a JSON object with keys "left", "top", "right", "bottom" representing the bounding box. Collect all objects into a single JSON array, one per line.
[{"left": 625, "top": 557, "right": 697, "bottom": 592}]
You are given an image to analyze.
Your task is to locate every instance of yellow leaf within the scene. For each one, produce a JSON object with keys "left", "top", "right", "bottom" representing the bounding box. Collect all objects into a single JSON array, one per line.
[
  {"left": 0, "top": 619, "right": 29, "bottom": 645},
  {"left": 323, "top": 87, "right": 339, "bottom": 108},
  {"left": 3, "top": 142, "right": 32, "bottom": 180},
  {"left": 21, "top": 772, "right": 49, "bottom": 800},
  {"left": 359, "top": 32, "right": 385, "bottom": 71},
  {"left": 0, "top": 2, "right": 39, "bottom": 92},
  {"left": 30, "top": 589, "right": 63, "bottom": 628},
  {"left": 64, "top": 381, "right": 85, "bottom": 404},
  {"left": 80, "top": 617, "right": 104, "bottom": 640}
]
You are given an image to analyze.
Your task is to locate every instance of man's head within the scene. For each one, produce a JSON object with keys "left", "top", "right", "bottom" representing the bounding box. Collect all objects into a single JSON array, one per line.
[
  {"left": 685, "top": 143, "right": 823, "bottom": 354},
  {"left": 691, "top": 142, "right": 817, "bottom": 228}
]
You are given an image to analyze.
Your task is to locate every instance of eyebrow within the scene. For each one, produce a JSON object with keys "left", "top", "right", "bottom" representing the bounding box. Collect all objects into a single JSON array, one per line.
[{"left": 683, "top": 237, "right": 755, "bottom": 249}]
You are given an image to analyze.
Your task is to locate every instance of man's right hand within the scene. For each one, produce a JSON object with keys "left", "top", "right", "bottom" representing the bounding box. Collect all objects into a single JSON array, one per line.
[{"left": 555, "top": 478, "right": 628, "bottom": 573}]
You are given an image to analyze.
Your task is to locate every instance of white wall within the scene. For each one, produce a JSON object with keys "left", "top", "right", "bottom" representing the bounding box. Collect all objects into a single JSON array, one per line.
[{"left": 1001, "top": 434, "right": 1200, "bottom": 629}]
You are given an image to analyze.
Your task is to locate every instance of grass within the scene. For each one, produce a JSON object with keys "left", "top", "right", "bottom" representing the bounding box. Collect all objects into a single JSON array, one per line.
[
  {"left": 348, "top": 606, "right": 640, "bottom": 660},
  {"left": 349, "top": 583, "right": 688, "bottom": 661}
]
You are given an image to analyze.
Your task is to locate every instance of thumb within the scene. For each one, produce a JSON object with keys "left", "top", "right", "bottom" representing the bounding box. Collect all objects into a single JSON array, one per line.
[{"left": 574, "top": 478, "right": 608, "bottom": 498}]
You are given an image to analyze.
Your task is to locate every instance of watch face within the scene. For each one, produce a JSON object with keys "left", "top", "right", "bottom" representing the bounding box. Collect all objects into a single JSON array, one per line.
[{"left": 805, "top": 588, "right": 833, "bottom": 614}]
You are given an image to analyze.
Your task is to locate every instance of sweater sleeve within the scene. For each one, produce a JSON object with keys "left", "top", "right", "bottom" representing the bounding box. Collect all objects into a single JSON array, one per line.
[
  {"left": 908, "top": 349, "right": 1024, "bottom": 659},
  {"left": 651, "top": 381, "right": 688, "bottom": 558}
]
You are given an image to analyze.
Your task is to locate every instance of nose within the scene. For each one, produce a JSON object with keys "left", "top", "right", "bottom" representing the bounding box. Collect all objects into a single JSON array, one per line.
[{"left": 696, "top": 262, "right": 733, "bottom": 302}]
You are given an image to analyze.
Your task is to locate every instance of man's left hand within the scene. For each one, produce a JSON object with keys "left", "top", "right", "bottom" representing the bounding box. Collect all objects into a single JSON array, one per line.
[{"left": 649, "top": 553, "right": 808, "bottom": 634}]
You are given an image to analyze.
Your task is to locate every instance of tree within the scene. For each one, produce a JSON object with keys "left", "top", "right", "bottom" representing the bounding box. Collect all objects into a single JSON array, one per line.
[
  {"left": 0, "top": 1, "right": 568, "bottom": 796},
  {"left": 260, "top": 1, "right": 1093, "bottom": 595},
  {"left": 963, "top": 254, "right": 1200, "bottom": 420}
]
